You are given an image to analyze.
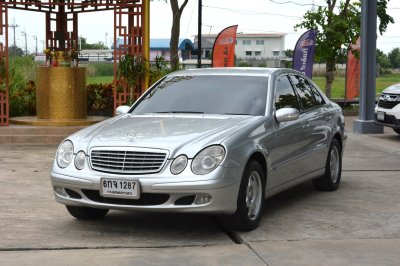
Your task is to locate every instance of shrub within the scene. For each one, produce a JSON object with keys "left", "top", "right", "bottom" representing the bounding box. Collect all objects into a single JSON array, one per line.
[
  {"left": 150, "top": 55, "right": 171, "bottom": 85},
  {"left": 238, "top": 61, "right": 252, "bottom": 67},
  {"left": 87, "top": 83, "right": 114, "bottom": 117},
  {"left": 8, "top": 56, "right": 38, "bottom": 117}
]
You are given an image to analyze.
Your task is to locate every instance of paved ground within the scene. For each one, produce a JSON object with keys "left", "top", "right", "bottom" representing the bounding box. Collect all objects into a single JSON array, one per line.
[{"left": 0, "top": 117, "right": 399, "bottom": 265}]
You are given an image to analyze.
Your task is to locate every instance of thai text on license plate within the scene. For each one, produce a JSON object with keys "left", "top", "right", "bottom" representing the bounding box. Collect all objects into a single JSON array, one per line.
[{"left": 100, "top": 178, "right": 140, "bottom": 199}]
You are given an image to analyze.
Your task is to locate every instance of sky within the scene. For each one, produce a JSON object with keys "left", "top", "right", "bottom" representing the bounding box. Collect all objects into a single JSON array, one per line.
[{"left": 4, "top": 0, "right": 400, "bottom": 54}]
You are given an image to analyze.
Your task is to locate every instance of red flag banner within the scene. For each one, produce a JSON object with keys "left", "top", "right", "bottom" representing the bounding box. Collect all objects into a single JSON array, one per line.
[
  {"left": 212, "top": 25, "right": 238, "bottom": 67},
  {"left": 346, "top": 37, "right": 361, "bottom": 101}
]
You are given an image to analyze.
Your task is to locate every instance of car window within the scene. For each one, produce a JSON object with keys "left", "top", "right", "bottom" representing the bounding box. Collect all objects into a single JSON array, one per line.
[
  {"left": 132, "top": 75, "right": 269, "bottom": 116},
  {"left": 275, "top": 75, "right": 300, "bottom": 110},
  {"left": 309, "top": 83, "right": 325, "bottom": 105},
  {"left": 290, "top": 75, "right": 320, "bottom": 111}
]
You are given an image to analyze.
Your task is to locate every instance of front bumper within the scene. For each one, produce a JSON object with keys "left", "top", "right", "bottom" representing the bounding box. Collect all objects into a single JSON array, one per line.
[
  {"left": 374, "top": 104, "right": 400, "bottom": 129},
  {"left": 50, "top": 166, "right": 242, "bottom": 215}
]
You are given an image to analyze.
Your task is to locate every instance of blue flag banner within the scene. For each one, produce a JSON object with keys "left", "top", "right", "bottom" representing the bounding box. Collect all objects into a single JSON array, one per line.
[{"left": 293, "top": 29, "right": 318, "bottom": 78}]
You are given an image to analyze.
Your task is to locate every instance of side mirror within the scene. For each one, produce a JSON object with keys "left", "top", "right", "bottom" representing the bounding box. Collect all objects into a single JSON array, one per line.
[
  {"left": 115, "top": 105, "right": 130, "bottom": 116},
  {"left": 275, "top": 108, "right": 299, "bottom": 123}
]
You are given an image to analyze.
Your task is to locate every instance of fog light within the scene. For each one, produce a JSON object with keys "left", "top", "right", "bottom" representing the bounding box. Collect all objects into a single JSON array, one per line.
[
  {"left": 54, "top": 186, "right": 68, "bottom": 197},
  {"left": 74, "top": 151, "right": 86, "bottom": 170},
  {"left": 195, "top": 194, "right": 212, "bottom": 205}
]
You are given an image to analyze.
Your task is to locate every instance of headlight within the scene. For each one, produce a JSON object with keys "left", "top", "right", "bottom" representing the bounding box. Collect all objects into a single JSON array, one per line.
[
  {"left": 56, "top": 140, "right": 74, "bottom": 168},
  {"left": 171, "top": 155, "right": 188, "bottom": 175},
  {"left": 74, "top": 151, "right": 86, "bottom": 170},
  {"left": 192, "top": 145, "right": 225, "bottom": 175}
]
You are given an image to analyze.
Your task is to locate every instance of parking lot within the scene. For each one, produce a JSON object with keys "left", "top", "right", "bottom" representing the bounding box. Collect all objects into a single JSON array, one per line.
[{"left": 1, "top": 117, "right": 400, "bottom": 265}]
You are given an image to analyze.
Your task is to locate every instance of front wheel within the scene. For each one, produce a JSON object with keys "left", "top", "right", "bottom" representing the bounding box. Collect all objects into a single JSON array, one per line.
[
  {"left": 393, "top": 128, "right": 400, "bottom": 135},
  {"left": 223, "top": 161, "right": 265, "bottom": 231},
  {"left": 66, "top": 205, "right": 109, "bottom": 220},
  {"left": 312, "top": 138, "right": 342, "bottom": 191}
]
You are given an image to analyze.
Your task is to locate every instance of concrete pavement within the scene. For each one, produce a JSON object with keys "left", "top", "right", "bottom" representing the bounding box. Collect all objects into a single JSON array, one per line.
[{"left": 0, "top": 116, "right": 399, "bottom": 265}]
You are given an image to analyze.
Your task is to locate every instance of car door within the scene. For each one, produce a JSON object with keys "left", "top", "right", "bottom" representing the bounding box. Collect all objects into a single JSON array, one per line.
[
  {"left": 289, "top": 75, "right": 330, "bottom": 174},
  {"left": 269, "top": 74, "right": 309, "bottom": 189}
]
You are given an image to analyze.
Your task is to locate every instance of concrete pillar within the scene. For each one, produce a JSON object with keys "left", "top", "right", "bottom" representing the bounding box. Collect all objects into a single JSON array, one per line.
[{"left": 353, "top": 0, "right": 383, "bottom": 134}]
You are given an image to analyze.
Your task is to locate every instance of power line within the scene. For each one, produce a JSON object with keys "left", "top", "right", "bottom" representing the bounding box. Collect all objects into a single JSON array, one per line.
[
  {"left": 203, "top": 5, "right": 301, "bottom": 18},
  {"left": 184, "top": 0, "right": 197, "bottom": 38},
  {"left": 269, "top": 0, "right": 323, "bottom": 7}
]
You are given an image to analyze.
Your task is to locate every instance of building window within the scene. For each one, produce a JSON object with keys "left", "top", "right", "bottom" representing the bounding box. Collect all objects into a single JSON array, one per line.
[
  {"left": 242, "top": 40, "right": 251, "bottom": 45},
  {"left": 245, "top": 51, "right": 252, "bottom": 56},
  {"left": 256, "top": 40, "right": 264, "bottom": 45},
  {"left": 255, "top": 51, "right": 261, "bottom": 56},
  {"left": 273, "top": 51, "right": 280, "bottom": 56}
]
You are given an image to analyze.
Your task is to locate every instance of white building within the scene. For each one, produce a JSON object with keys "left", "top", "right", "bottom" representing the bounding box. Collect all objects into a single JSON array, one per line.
[{"left": 194, "top": 33, "right": 287, "bottom": 60}]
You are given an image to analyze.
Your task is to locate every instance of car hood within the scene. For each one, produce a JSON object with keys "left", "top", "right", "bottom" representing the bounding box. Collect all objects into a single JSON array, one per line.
[
  {"left": 383, "top": 83, "right": 400, "bottom": 94},
  {"left": 69, "top": 114, "right": 261, "bottom": 158}
]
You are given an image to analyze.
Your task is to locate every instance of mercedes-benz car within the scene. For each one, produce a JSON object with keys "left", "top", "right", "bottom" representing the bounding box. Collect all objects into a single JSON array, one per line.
[
  {"left": 374, "top": 83, "right": 400, "bottom": 134},
  {"left": 51, "top": 68, "right": 346, "bottom": 231}
]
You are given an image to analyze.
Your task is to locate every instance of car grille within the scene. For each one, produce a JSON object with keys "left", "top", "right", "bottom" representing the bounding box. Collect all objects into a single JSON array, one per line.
[
  {"left": 378, "top": 94, "right": 400, "bottom": 109},
  {"left": 90, "top": 148, "right": 168, "bottom": 174}
]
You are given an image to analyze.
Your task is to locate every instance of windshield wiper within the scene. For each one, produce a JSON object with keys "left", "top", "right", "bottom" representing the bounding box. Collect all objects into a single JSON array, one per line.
[
  {"left": 223, "top": 113, "right": 253, "bottom": 116},
  {"left": 154, "top": 111, "right": 204, "bottom": 114}
]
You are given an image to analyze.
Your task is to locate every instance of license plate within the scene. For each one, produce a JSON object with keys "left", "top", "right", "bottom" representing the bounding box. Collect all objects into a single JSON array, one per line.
[
  {"left": 100, "top": 178, "right": 140, "bottom": 199},
  {"left": 377, "top": 111, "right": 385, "bottom": 121}
]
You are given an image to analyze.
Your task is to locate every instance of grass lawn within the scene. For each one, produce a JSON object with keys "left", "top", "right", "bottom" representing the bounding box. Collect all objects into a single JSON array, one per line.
[
  {"left": 86, "top": 74, "right": 400, "bottom": 99},
  {"left": 87, "top": 76, "right": 114, "bottom": 84},
  {"left": 312, "top": 75, "right": 400, "bottom": 99}
]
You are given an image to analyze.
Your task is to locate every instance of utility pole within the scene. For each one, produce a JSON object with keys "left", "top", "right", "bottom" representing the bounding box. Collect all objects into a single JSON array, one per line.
[
  {"left": 21, "top": 31, "right": 27, "bottom": 55},
  {"left": 33, "top": 35, "right": 38, "bottom": 55},
  {"left": 311, "top": 0, "right": 315, "bottom": 11},
  {"left": 41, "top": 40, "right": 45, "bottom": 51},
  {"left": 8, "top": 18, "right": 19, "bottom": 57},
  {"left": 197, "top": 0, "right": 202, "bottom": 68},
  {"left": 105, "top": 32, "right": 108, "bottom": 48}
]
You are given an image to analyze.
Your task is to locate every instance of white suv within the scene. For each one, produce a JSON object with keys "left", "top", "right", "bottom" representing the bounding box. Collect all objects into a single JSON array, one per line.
[{"left": 375, "top": 83, "right": 400, "bottom": 135}]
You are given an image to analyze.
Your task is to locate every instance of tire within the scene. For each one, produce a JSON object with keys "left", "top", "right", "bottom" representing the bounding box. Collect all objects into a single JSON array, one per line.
[
  {"left": 312, "top": 138, "right": 342, "bottom": 191},
  {"left": 66, "top": 205, "right": 109, "bottom": 220},
  {"left": 393, "top": 128, "right": 400, "bottom": 135},
  {"left": 223, "top": 161, "right": 265, "bottom": 231}
]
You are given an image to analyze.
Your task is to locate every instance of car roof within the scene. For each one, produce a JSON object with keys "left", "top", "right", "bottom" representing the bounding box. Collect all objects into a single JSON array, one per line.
[{"left": 169, "top": 67, "right": 282, "bottom": 77}]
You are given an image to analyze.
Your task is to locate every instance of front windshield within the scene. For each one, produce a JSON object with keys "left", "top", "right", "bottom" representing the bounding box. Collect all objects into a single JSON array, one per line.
[{"left": 132, "top": 75, "right": 268, "bottom": 116}]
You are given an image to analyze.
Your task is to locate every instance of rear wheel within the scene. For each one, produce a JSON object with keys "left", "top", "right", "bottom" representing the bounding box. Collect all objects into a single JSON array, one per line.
[
  {"left": 312, "top": 138, "right": 342, "bottom": 191},
  {"left": 393, "top": 128, "right": 400, "bottom": 135},
  {"left": 66, "top": 206, "right": 109, "bottom": 220},
  {"left": 223, "top": 161, "right": 265, "bottom": 231}
]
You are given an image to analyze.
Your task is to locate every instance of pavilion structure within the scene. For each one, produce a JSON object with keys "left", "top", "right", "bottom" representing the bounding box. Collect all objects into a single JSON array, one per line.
[{"left": 0, "top": 0, "right": 149, "bottom": 126}]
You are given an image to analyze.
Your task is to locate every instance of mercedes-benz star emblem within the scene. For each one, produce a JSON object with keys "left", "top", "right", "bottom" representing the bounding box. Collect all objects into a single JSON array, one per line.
[{"left": 127, "top": 130, "right": 136, "bottom": 142}]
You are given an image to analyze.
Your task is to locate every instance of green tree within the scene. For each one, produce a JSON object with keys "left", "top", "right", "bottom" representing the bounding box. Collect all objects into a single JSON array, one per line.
[
  {"left": 388, "top": 48, "right": 400, "bottom": 68},
  {"left": 169, "top": 0, "right": 189, "bottom": 70},
  {"left": 295, "top": 0, "right": 393, "bottom": 98},
  {"left": 376, "top": 49, "right": 391, "bottom": 69},
  {"left": 285, "top": 49, "right": 294, "bottom": 59},
  {"left": 8, "top": 46, "right": 24, "bottom": 57},
  {"left": 80, "top": 37, "right": 108, "bottom": 50},
  {"left": 151, "top": 1, "right": 190, "bottom": 70}
]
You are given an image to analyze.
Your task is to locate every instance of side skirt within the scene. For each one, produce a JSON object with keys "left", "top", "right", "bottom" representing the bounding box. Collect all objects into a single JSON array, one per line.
[{"left": 265, "top": 168, "right": 325, "bottom": 199}]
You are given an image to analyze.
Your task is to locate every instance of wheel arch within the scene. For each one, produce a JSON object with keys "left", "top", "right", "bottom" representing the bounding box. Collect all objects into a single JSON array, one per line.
[
  {"left": 247, "top": 151, "right": 267, "bottom": 181},
  {"left": 333, "top": 132, "right": 343, "bottom": 151}
]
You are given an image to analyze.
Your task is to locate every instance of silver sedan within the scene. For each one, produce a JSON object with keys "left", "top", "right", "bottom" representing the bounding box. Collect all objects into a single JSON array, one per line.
[{"left": 51, "top": 68, "right": 346, "bottom": 231}]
